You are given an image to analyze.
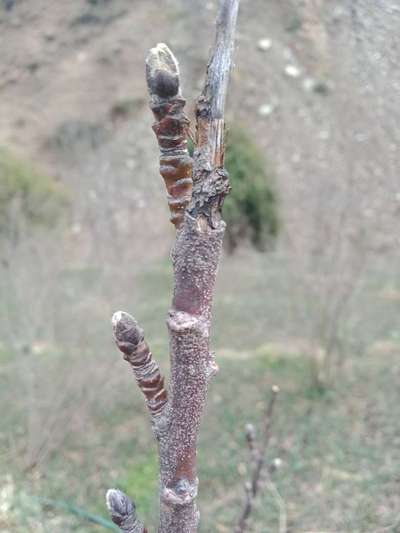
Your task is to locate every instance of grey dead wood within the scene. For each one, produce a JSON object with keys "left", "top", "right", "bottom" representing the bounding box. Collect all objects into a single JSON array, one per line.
[
  {"left": 106, "top": 1, "right": 240, "bottom": 532},
  {"left": 235, "top": 386, "right": 280, "bottom": 533}
]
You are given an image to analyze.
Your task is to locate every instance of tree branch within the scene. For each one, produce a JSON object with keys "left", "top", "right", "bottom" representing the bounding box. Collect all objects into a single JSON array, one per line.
[
  {"left": 203, "top": 0, "right": 240, "bottom": 121},
  {"left": 251, "top": 384, "right": 279, "bottom": 497},
  {"left": 107, "top": 2, "right": 240, "bottom": 531},
  {"left": 155, "top": 4, "right": 240, "bottom": 531},
  {"left": 146, "top": 43, "right": 193, "bottom": 229},
  {"left": 106, "top": 489, "right": 146, "bottom": 533},
  {"left": 235, "top": 385, "right": 280, "bottom": 533},
  {"left": 112, "top": 311, "right": 167, "bottom": 418},
  {"left": 190, "top": 0, "right": 240, "bottom": 229},
  {"left": 196, "top": 0, "right": 240, "bottom": 168}
]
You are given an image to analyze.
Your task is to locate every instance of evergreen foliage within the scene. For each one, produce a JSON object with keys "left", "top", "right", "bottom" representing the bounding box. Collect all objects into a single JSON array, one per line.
[{"left": 0, "top": 147, "right": 68, "bottom": 239}]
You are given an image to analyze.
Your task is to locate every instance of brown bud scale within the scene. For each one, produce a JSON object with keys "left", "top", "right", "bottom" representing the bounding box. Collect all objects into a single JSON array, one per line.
[
  {"left": 112, "top": 311, "right": 167, "bottom": 417},
  {"left": 150, "top": 98, "right": 193, "bottom": 228}
]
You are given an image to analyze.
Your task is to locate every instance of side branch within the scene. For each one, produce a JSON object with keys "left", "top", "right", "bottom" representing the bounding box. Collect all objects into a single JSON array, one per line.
[
  {"left": 146, "top": 43, "right": 193, "bottom": 228},
  {"left": 106, "top": 489, "right": 147, "bottom": 533},
  {"left": 112, "top": 311, "right": 167, "bottom": 418},
  {"left": 195, "top": 0, "right": 240, "bottom": 168},
  {"left": 204, "top": 0, "right": 240, "bottom": 121},
  {"left": 235, "top": 386, "right": 280, "bottom": 533},
  {"left": 251, "top": 385, "right": 279, "bottom": 497}
]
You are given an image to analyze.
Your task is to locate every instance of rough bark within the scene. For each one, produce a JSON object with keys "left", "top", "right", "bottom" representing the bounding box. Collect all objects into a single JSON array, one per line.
[{"left": 107, "top": 1, "right": 240, "bottom": 531}]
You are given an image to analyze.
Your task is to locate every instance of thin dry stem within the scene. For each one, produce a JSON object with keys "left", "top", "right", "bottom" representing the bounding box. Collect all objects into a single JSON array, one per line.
[
  {"left": 236, "top": 386, "right": 280, "bottom": 533},
  {"left": 197, "top": 0, "right": 240, "bottom": 167}
]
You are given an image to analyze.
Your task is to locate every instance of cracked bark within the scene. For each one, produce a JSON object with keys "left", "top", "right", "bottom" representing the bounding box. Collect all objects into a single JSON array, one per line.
[{"left": 106, "top": 1, "right": 240, "bottom": 531}]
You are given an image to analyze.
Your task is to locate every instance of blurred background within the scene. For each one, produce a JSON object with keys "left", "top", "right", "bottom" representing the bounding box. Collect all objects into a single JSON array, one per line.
[{"left": 0, "top": 0, "right": 399, "bottom": 531}]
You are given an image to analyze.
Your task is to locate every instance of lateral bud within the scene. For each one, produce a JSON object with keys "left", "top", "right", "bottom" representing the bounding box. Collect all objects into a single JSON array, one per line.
[
  {"left": 146, "top": 43, "right": 181, "bottom": 99},
  {"left": 167, "top": 310, "right": 208, "bottom": 336},
  {"left": 111, "top": 311, "right": 168, "bottom": 417},
  {"left": 106, "top": 489, "right": 146, "bottom": 533},
  {"left": 162, "top": 478, "right": 199, "bottom": 507},
  {"left": 112, "top": 311, "right": 144, "bottom": 356},
  {"left": 146, "top": 43, "right": 193, "bottom": 228}
]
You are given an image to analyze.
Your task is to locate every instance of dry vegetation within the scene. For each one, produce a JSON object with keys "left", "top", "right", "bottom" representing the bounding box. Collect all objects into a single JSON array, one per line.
[{"left": 0, "top": 0, "right": 399, "bottom": 531}]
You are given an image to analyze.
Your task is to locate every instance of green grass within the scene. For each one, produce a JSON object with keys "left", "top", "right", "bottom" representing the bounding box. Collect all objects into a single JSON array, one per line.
[
  {"left": 5, "top": 349, "right": 397, "bottom": 532},
  {"left": 1, "top": 253, "right": 400, "bottom": 531},
  {"left": 117, "top": 454, "right": 158, "bottom": 523},
  {"left": 0, "top": 146, "right": 69, "bottom": 236}
]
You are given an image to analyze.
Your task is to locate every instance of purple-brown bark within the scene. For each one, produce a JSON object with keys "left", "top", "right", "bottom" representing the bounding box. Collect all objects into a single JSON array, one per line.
[{"left": 107, "top": 1, "right": 240, "bottom": 531}]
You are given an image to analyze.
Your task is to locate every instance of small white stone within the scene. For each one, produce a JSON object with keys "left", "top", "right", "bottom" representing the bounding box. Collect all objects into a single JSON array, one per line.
[
  {"left": 284, "top": 64, "right": 301, "bottom": 78},
  {"left": 125, "top": 158, "right": 136, "bottom": 169},
  {"left": 332, "top": 6, "right": 346, "bottom": 21},
  {"left": 88, "top": 189, "right": 97, "bottom": 201},
  {"left": 237, "top": 462, "right": 247, "bottom": 476},
  {"left": 258, "top": 103, "right": 275, "bottom": 117},
  {"left": 70, "top": 223, "right": 81, "bottom": 235},
  {"left": 32, "top": 341, "right": 49, "bottom": 355},
  {"left": 302, "top": 77, "right": 316, "bottom": 92},
  {"left": 257, "top": 38, "right": 272, "bottom": 51},
  {"left": 355, "top": 132, "right": 368, "bottom": 142},
  {"left": 44, "top": 30, "right": 56, "bottom": 41},
  {"left": 77, "top": 52, "right": 87, "bottom": 64}
]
